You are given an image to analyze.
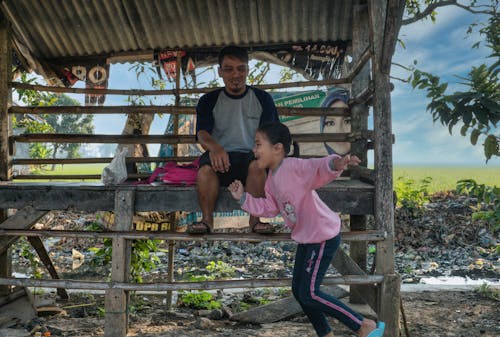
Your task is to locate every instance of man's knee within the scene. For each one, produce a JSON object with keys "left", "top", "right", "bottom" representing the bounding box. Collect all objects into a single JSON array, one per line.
[{"left": 197, "top": 165, "right": 219, "bottom": 186}]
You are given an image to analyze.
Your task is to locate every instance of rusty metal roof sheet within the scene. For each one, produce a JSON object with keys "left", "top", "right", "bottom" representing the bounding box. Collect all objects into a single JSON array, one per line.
[{"left": 2, "top": 0, "right": 353, "bottom": 63}]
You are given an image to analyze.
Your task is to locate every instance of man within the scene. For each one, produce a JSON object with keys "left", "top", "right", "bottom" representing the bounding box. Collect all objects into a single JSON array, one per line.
[{"left": 187, "top": 46, "right": 279, "bottom": 234}]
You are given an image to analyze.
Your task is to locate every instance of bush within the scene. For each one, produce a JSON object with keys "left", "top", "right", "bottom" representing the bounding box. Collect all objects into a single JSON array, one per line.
[
  {"left": 456, "top": 179, "right": 499, "bottom": 232},
  {"left": 395, "top": 176, "right": 432, "bottom": 213},
  {"left": 178, "top": 291, "right": 221, "bottom": 310}
]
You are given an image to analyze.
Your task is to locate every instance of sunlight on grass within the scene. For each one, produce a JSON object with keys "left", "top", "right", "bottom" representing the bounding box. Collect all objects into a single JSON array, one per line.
[{"left": 394, "top": 166, "right": 500, "bottom": 193}]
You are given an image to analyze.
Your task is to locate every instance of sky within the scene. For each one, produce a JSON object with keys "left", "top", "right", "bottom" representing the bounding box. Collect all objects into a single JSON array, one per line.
[{"left": 67, "top": 5, "right": 498, "bottom": 167}]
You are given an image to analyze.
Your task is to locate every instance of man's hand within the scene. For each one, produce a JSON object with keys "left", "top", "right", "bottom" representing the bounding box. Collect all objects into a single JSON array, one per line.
[
  {"left": 228, "top": 180, "right": 244, "bottom": 200},
  {"left": 209, "top": 144, "right": 231, "bottom": 173},
  {"left": 333, "top": 154, "right": 361, "bottom": 171}
]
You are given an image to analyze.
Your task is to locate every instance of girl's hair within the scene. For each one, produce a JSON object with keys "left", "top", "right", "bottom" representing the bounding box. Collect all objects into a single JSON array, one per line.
[{"left": 257, "top": 122, "right": 300, "bottom": 157}]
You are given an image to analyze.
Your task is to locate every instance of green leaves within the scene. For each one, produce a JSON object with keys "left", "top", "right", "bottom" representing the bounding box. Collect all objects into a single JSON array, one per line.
[
  {"left": 456, "top": 179, "right": 500, "bottom": 232},
  {"left": 409, "top": 64, "right": 499, "bottom": 163}
]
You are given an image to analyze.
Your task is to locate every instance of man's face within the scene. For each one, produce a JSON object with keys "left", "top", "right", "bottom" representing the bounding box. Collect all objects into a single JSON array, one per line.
[{"left": 218, "top": 56, "right": 248, "bottom": 95}]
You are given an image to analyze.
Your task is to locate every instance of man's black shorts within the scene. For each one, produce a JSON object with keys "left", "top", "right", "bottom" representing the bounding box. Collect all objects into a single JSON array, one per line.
[{"left": 198, "top": 151, "right": 255, "bottom": 187}]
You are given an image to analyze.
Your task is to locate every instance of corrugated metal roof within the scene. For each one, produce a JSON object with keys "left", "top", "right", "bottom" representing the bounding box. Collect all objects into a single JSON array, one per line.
[{"left": 2, "top": 0, "right": 353, "bottom": 62}]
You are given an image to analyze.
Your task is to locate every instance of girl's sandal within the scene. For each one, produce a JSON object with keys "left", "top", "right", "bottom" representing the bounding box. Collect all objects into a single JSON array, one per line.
[
  {"left": 251, "top": 221, "right": 276, "bottom": 234},
  {"left": 367, "top": 322, "right": 385, "bottom": 337},
  {"left": 187, "top": 221, "right": 212, "bottom": 234}
]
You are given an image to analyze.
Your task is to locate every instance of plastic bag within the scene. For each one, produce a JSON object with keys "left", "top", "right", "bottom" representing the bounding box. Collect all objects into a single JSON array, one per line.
[{"left": 101, "top": 147, "right": 128, "bottom": 185}]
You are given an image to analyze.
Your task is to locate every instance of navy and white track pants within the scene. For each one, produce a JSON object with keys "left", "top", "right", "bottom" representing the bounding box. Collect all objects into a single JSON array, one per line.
[{"left": 292, "top": 235, "right": 364, "bottom": 336}]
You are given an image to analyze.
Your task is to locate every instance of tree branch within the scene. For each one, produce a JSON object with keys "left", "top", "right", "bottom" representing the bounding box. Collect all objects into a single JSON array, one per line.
[{"left": 402, "top": 0, "right": 492, "bottom": 25}]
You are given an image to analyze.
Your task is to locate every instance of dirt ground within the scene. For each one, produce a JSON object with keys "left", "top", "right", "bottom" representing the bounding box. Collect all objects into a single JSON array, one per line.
[{"left": 30, "top": 290, "right": 498, "bottom": 337}]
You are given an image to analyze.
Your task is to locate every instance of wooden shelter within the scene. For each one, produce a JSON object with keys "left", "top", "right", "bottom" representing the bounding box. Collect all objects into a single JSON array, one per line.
[{"left": 0, "top": 0, "right": 404, "bottom": 336}]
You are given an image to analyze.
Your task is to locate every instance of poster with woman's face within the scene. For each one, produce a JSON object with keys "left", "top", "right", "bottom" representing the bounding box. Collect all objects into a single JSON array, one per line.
[{"left": 322, "top": 99, "right": 351, "bottom": 155}]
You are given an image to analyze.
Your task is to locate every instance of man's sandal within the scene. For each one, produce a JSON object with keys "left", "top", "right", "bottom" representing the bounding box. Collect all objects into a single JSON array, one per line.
[
  {"left": 187, "top": 221, "right": 211, "bottom": 234},
  {"left": 251, "top": 221, "right": 276, "bottom": 234},
  {"left": 367, "top": 322, "right": 385, "bottom": 337}
]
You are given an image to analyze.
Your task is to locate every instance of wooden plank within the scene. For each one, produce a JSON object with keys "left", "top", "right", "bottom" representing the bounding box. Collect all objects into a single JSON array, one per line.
[
  {"left": 230, "top": 285, "right": 349, "bottom": 324},
  {"left": 12, "top": 156, "right": 199, "bottom": 165},
  {"left": 0, "top": 206, "right": 48, "bottom": 255},
  {"left": 10, "top": 131, "right": 374, "bottom": 144},
  {"left": 105, "top": 189, "right": 134, "bottom": 337},
  {"left": 379, "top": 274, "right": 401, "bottom": 337},
  {"left": 10, "top": 105, "right": 350, "bottom": 117},
  {"left": 332, "top": 249, "right": 376, "bottom": 310},
  {"left": 350, "top": 2, "right": 372, "bottom": 305},
  {"left": 0, "top": 181, "right": 374, "bottom": 215},
  {"left": 0, "top": 275, "right": 385, "bottom": 292},
  {"left": 0, "top": 12, "right": 11, "bottom": 182},
  {"left": 9, "top": 77, "right": 349, "bottom": 96},
  {"left": 347, "top": 46, "right": 372, "bottom": 82},
  {"left": 27, "top": 237, "right": 68, "bottom": 299},
  {"left": 0, "top": 229, "right": 386, "bottom": 243}
]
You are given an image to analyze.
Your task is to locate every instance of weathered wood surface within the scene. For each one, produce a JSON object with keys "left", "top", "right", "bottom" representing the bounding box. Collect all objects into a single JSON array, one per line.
[
  {"left": 0, "top": 179, "right": 374, "bottom": 214},
  {"left": 333, "top": 249, "right": 376, "bottom": 310},
  {"left": 0, "top": 275, "right": 385, "bottom": 292},
  {"left": 230, "top": 285, "right": 349, "bottom": 324},
  {"left": 10, "top": 78, "right": 349, "bottom": 96},
  {"left": 0, "top": 13, "right": 11, "bottom": 182},
  {"left": 105, "top": 189, "right": 134, "bottom": 337},
  {"left": 350, "top": 2, "right": 372, "bottom": 305},
  {"left": 10, "top": 131, "right": 374, "bottom": 145},
  {"left": 0, "top": 229, "right": 386, "bottom": 243},
  {"left": 27, "top": 237, "right": 68, "bottom": 299},
  {"left": 12, "top": 156, "right": 199, "bottom": 165},
  {"left": 0, "top": 206, "right": 48, "bottom": 255},
  {"left": 10, "top": 105, "right": 350, "bottom": 117}
]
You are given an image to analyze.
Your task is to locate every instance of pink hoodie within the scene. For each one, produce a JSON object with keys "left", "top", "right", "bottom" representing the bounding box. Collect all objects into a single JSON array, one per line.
[{"left": 241, "top": 154, "right": 342, "bottom": 244}]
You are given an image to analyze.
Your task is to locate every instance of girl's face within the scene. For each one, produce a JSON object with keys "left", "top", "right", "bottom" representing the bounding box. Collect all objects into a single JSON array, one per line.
[{"left": 253, "top": 131, "right": 283, "bottom": 170}]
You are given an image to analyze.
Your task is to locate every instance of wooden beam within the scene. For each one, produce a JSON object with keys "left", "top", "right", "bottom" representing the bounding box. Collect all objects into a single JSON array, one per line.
[
  {"left": 11, "top": 156, "right": 199, "bottom": 165},
  {"left": 347, "top": 46, "right": 372, "bottom": 83},
  {"left": 332, "top": 249, "right": 376, "bottom": 310},
  {"left": 0, "top": 275, "right": 385, "bottom": 292},
  {"left": 10, "top": 131, "right": 375, "bottom": 144},
  {"left": 0, "top": 181, "right": 374, "bottom": 215},
  {"left": 0, "top": 12, "right": 11, "bottom": 182},
  {"left": 27, "top": 237, "right": 68, "bottom": 299},
  {"left": 0, "top": 206, "right": 48, "bottom": 255},
  {"left": 379, "top": 274, "right": 401, "bottom": 337},
  {"left": 9, "top": 77, "right": 350, "bottom": 96},
  {"left": 105, "top": 189, "right": 134, "bottom": 337},
  {"left": 9, "top": 105, "right": 350, "bottom": 117},
  {"left": 0, "top": 229, "right": 387, "bottom": 243},
  {"left": 350, "top": 4, "right": 372, "bottom": 306}
]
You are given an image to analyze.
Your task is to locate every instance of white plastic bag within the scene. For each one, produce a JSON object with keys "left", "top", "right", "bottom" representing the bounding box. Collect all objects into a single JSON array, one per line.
[{"left": 101, "top": 147, "right": 128, "bottom": 185}]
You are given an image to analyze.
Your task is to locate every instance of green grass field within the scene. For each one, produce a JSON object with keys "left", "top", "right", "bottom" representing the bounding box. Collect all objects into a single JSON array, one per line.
[
  {"left": 26, "top": 164, "right": 499, "bottom": 193},
  {"left": 394, "top": 166, "right": 500, "bottom": 193}
]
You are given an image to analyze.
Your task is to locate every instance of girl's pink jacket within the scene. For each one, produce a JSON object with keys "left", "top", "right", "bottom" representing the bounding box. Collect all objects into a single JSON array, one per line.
[{"left": 241, "top": 155, "right": 342, "bottom": 244}]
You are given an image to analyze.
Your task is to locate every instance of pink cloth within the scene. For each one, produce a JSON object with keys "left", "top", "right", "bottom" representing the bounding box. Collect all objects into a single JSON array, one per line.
[{"left": 242, "top": 155, "right": 342, "bottom": 243}]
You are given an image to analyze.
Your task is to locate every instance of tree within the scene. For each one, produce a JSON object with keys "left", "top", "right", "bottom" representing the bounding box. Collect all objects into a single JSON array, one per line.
[
  {"left": 403, "top": 0, "right": 499, "bottom": 162},
  {"left": 15, "top": 73, "right": 95, "bottom": 169}
]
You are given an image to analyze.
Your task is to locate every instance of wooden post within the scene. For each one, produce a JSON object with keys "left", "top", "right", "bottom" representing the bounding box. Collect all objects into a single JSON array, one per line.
[
  {"left": 105, "top": 189, "right": 134, "bottom": 337},
  {"left": 165, "top": 53, "right": 183, "bottom": 311},
  {"left": 0, "top": 12, "right": 12, "bottom": 297},
  {"left": 349, "top": 2, "right": 371, "bottom": 304},
  {"left": 368, "top": 0, "right": 404, "bottom": 335}
]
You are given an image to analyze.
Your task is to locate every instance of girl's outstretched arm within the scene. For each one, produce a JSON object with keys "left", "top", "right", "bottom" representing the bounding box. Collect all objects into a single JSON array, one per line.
[
  {"left": 331, "top": 154, "right": 361, "bottom": 171},
  {"left": 228, "top": 180, "right": 245, "bottom": 200}
]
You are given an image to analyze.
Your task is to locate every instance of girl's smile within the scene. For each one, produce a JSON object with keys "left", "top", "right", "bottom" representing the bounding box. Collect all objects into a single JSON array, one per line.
[{"left": 253, "top": 132, "right": 284, "bottom": 171}]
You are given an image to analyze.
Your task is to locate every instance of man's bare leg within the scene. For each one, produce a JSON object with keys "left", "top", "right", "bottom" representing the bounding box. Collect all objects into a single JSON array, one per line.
[
  {"left": 190, "top": 165, "right": 219, "bottom": 232},
  {"left": 245, "top": 161, "right": 274, "bottom": 232}
]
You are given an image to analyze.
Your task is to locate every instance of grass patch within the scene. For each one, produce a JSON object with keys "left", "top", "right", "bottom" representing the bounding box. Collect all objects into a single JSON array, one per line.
[{"left": 394, "top": 166, "right": 500, "bottom": 193}]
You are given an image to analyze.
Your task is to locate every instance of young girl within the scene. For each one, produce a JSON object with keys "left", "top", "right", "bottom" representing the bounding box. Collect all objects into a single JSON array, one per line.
[{"left": 228, "top": 122, "right": 385, "bottom": 337}]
